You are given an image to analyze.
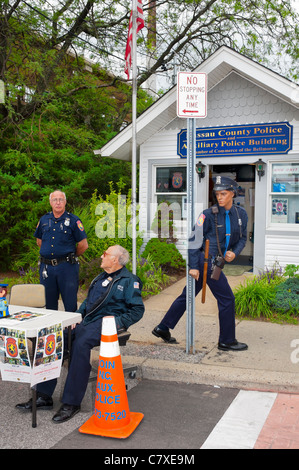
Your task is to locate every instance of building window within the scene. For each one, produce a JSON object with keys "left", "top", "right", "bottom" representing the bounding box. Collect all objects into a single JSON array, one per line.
[
  {"left": 155, "top": 166, "right": 187, "bottom": 220},
  {"left": 270, "top": 162, "right": 299, "bottom": 224},
  {"left": 156, "top": 166, "right": 186, "bottom": 192}
]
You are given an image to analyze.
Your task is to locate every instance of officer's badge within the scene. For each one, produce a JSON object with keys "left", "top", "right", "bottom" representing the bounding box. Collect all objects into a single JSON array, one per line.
[
  {"left": 64, "top": 218, "right": 70, "bottom": 226},
  {"left": 216, "top": 175, "right": 222, "bottom": 184},
  {"left": 45, "top": 334, "right": 56, "bottom": 356},
  {"left": 6, "top": 337, "right": 18, "bottom": 358},
  {"left": 77, "top": 220, "right": 84, "bottom": 231},
  {"left": 196, "top": 213, "right": 205, "bottom": 226}
]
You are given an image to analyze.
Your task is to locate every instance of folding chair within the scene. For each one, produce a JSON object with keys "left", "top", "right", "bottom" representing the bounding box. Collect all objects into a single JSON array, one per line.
[{"left": 9, "top": 284, "right": 46, "bottom": 308}]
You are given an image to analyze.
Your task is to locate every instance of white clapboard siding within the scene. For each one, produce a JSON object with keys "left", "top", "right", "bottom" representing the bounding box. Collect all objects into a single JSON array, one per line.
[{"left": 265, "top": 235, "right": 299, "bottom": 269}]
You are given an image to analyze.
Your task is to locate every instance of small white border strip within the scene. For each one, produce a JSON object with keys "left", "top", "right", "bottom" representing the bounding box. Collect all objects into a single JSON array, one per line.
[{"left": 201, "top": 390, "right": 277, "bottom": 449}]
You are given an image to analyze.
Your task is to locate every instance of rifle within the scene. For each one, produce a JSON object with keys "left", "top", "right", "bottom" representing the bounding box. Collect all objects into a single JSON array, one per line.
[{"left": 201, "top": 239, "right": 210, "bottom": 304}]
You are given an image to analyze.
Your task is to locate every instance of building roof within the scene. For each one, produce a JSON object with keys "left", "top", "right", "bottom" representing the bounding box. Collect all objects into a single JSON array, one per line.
[{"left": 94, "top": 46, "right": 299, "bottom": 161}]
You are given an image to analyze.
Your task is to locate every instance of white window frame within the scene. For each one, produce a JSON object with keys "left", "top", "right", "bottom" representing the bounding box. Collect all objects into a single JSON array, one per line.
[
  {"left": 150, "top": 164, "right": 187, "bottom": 238},
  {"left": 268, "top": 159, "right": 299, "bottom": 230}
]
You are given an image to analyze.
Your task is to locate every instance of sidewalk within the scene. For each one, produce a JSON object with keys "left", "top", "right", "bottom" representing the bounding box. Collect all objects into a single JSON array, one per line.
[
  {"left": 119, "top": 273, "right": 299, "bottom": 393},
  {"left": 2, "top": 273, "right": 299, "bottom": 449}
]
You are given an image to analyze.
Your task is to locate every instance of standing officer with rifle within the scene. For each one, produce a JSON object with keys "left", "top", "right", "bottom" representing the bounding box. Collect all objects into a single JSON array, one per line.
[{"left": 152, "top": 176, "right": 248, "bottom": 351}]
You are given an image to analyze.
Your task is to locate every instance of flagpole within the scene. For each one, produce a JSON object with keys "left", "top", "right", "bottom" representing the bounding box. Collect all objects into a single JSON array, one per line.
[{"left": 131, "top": 0, "right": 137, "bottom": 274}]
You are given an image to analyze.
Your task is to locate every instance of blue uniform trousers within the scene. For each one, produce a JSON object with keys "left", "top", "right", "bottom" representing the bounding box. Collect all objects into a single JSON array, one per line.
[
  {"left": 37, "top": 317, "right": 103, "bottom": 406},
  {"left": 161, "top": 253, "right": 236, "bottom": 344},
  {"left": 39, "top": 262, "right": 79, "bottom": 312}
]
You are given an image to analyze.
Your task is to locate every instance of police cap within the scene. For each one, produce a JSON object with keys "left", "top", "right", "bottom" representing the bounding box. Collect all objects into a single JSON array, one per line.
[{"left": 212, "top": 175, "right": 239, "bottom": 195}]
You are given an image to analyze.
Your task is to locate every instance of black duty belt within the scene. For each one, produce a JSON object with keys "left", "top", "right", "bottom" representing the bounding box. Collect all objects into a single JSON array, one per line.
[{"left": 40, "top": 254, "right": 78, "bottom": 266}]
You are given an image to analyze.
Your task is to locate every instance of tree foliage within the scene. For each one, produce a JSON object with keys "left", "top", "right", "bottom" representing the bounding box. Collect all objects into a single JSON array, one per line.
[
  {"left": 0, "top": 0, "right": 298, "bottom": 269},
  {"left": 1, "top": 1, "right": 299, "bottom": 105},
  {"left": 0, "top": 1, "right": 154, "bottom": 269}
]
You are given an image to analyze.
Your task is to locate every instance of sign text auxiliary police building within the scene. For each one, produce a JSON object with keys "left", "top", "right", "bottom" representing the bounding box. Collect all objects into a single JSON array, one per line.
[{"left": 95, "top": 47, "right": 299, "bottom": 274}]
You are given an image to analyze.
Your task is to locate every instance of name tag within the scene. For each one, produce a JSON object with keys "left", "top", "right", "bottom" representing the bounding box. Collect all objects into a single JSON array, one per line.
[{"left": 102, "top": 276, "right": 112, "bottom": 287}]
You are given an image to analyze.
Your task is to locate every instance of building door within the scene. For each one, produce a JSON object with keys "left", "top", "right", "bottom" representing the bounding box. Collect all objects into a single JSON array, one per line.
[{"left": 210, "top": 164, "right": 255, "bottom": 267}]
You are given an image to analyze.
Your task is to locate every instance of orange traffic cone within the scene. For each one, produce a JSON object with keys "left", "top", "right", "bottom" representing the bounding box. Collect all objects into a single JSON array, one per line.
[{"left": 79, "top": 316, "right": 144, "bottom": 438}]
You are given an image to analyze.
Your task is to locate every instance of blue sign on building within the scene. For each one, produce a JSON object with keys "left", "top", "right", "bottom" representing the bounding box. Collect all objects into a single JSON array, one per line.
[{"left": 177, "top": 122, "right": 293, "bottom": 158}]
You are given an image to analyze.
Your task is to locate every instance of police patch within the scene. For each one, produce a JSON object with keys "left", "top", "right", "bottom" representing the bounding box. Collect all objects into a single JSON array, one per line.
[
  {"left": 196, "top": 213, "right": 205, "bottom": 226},
  {"left": 6, "top": 337, "right": 18, "bottom": 358},
  {"left": 45, "top": 334, "right": 56, "bottom": 356},
  {"left": 172, "top": 172, "right": 183, "bottom": 189},
  {"left": 77, "top": 220, "right": 84, "bottom": 231},
  {"left": 134, "top": 282, "right": 139, "bottom": 289}
]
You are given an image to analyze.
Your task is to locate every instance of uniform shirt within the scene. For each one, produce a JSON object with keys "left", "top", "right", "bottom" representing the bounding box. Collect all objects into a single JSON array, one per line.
[
  {"left": 34, "top": 211, "right": 87, "bottom": 259},
  {"left": 85, "top": 268, "right": 122, "bottom": 313},
  {"left": 189, "top": 204, "right": 248, "bottom": 270}
]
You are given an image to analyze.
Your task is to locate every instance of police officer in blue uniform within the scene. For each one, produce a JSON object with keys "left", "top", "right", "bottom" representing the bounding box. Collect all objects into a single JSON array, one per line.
[
  {"left": 152, "top": 176, "right": 248, "bottom": 351},
  {"left": 16, "top": 245, "right": 144, "bottom": 423},
  {"left": 34, "top": 190, "right": 88, "bottom": 312}
]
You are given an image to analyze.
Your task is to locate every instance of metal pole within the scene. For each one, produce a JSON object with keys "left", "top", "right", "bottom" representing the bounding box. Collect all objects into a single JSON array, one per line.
[
  {"left": 186, "top": 117, "right": 196, "bottom": 354},
  {"left": 131, "top": 0, "right": 137, "bottom": 274}
]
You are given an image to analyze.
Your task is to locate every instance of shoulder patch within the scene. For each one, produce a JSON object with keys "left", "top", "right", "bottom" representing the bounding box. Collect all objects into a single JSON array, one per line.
[
  {"left": 76, "top": 220, "right": 84, "bottom": 231},
  {"left": 196, "top": 213, "right": 205, "bottom": 227}
]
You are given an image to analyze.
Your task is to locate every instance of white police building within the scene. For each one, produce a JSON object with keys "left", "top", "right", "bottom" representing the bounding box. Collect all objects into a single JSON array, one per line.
[{"left": 95, "top": 47, "right": 299, "bottom": 274}]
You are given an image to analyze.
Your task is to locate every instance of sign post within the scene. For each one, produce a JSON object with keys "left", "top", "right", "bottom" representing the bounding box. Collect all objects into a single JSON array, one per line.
[{"left": 177, "top": 72, "right": 207, "bottom": 354}]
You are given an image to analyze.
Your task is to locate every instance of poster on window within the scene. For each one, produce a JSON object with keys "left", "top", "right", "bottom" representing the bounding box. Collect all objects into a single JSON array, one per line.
[
  {"left": 31, "top": 323, "right": 63, "bottom": 387},
  {"left": 0, "top": 327, "right": 32, "bottom": 383},
  {"left": 272, "top": 198, "right": 288, "bottom": 223}
]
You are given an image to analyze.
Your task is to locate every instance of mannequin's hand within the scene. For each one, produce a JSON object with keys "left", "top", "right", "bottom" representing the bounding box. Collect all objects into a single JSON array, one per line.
[
  {"left": 224, "top": 251, "right": 236, "bottom": 263},
  {"left": 189, "top": 269, "right": 200, "bottom": 281}
]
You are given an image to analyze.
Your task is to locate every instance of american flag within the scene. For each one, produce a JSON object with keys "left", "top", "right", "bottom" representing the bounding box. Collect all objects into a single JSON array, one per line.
[{"left": 124, "top": 0, "right": 145, "bottom": 79}]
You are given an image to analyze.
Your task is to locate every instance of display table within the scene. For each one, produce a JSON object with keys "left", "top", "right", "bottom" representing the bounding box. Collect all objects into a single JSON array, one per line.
[{"left": 0, "top": 305, "right": 82, "bottom": 427}]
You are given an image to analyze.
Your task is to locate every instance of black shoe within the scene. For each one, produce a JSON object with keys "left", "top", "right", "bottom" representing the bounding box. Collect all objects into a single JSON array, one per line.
[
  {"left": 218, "top": 340, "right": 248, "bottom": 351},
  {"left": 16, "top": 395, "right": 53, "bottom": 411},
  {"left": 52, "top": 404, "right": 80, "bottom": 424},
  {"left": 152, "top": 326, "right": 177, "bottom": 343}
]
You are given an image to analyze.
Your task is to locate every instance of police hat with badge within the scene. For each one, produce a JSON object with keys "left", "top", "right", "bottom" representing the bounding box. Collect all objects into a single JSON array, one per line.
[{"left": 212, "top": 175, "right": 239, "bottom": 197}]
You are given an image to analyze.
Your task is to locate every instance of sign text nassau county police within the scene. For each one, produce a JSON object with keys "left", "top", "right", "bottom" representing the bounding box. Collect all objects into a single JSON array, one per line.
[{"left": 177, "top": 122, "right": 293, "bottom": 158}]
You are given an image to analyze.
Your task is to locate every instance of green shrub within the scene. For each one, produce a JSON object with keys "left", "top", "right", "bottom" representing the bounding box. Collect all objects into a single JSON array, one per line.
[
  {"left": 141, "top": 238, "right": 186, "bottom": 271},
  {"left": 234, "top": 264, "right": 299, "bottom": 322},
  {"left": 234, "top": 276, "right": 277, "bottom": 319},
  {"left": 283, "top": 264, "right": 299, "bottom": 279},
  {"left": 272, "top": 277, "right": 299, "bottom": 313},
  {"left": 132, "top": 255, "right": 170, "bottom": 297},
  {"left": 75, "top": 184, "right": 143, "bottom": 264}
]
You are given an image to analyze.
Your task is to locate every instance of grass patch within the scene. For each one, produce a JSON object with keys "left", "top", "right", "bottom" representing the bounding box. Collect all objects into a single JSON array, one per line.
[{"left": 234, "top": 264, "right": 299, "bottom": 324}]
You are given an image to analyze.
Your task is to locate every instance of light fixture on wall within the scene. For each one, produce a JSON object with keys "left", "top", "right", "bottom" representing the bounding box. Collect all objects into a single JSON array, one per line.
[
  {"left": 255, "top": 159, "right": 266, "bottom": 181},
  {"left": 196, "top": 161, "right": 206, "bottom": 181}
]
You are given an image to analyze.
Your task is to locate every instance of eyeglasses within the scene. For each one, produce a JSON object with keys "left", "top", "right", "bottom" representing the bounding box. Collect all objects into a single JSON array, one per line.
[
  {"left": 103, "top": 251, "right": 115, "bottom": 258},
  {"left": 51, "top": 198, "right": 65, "bottom": 203}
]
